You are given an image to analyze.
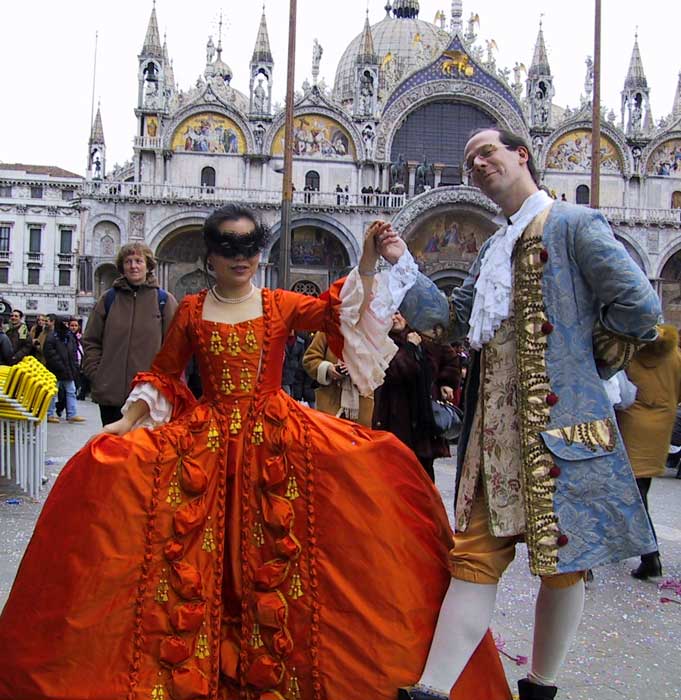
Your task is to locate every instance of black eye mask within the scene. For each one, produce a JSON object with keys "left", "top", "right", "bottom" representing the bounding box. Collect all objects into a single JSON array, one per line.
[{"left": 209, "top": 229, "right": 267, "bottom": 259}]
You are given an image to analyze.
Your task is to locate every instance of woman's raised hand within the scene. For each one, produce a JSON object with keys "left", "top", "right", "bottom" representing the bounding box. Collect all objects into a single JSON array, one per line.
[
  {"left": 359, "top": 220, "right": 391, "bottom": 275},
  {"left": 376, "top": 224, "right": 406, "bottom": 265}
]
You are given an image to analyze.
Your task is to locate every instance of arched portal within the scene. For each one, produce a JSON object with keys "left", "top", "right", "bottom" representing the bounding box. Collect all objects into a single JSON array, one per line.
[
  {"left": 94, "top": 263, "right": 118, "bottom": 299},
  {"left": 390, "top": 101, "right": 496, "bottom": 188},
  {"left": 155, "top": 225, "right": 206, "bottom": 299},
  {"left": 268, "top": 224, "right": 352, "bottom": 291},
  {"left": 405, "top": 207, "right": 498, "bottom": 280},
  {"left": 660, "top": 250, "right": 681, "bottom": 327}
]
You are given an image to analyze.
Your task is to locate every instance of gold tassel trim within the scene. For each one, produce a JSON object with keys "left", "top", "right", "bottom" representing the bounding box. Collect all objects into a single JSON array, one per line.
[
  {"left": 251, "top": 419, "right": 264, "bottom": 445},
  {"left": 195, "top": 632, "right": 210, "bottom": 659},
  {"left": 288, "top": 571, "right": 304, "bottom": 600},
  {"left": 151, "top": 684, "right": 165, "bottom": 700},
  {"left": 252, "top": 521, "right": 265, "bottom": 547},
  {"left": 207, "top": 420, "right": 220, "bottom": 452},
  {"left": 250, "top": 623, "right": 264, "bottom": 649},
  {"left": 209, "top": 330, "right": 225, "bottom": 355},
  {"left": 155, "top": 572, "right": 169, "bottom": 603},
  {"left": 220, "top": 366, "right": 235, "bottom": 395},
  {"left": 202, "top": 527, "right": 216, "bottom": 553},
  {"left": 166, "top": 480, "right": 182, "bottom": 507},
  {"left": 288, "top": 670, "right": 302, "bottom": 700},
  {"left": 227, "top": 330, "right": 241, "bottom": 356},
  {"left": 229, "top": 405, "right": 242, "bottom": 435},
  {"left": 240, "top": 364, "right": 253, "bottom": 392},
  {"left": 244, "top": 324, "right": 258, "bottom": 353},
  {"left": 285, "top": 473, "right": 300, "bottom": 500}
]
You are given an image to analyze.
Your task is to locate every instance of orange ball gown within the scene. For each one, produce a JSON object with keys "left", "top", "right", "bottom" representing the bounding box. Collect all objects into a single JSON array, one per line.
[{"left": 0, "top": 288, "right": 509, "bottom": 700}]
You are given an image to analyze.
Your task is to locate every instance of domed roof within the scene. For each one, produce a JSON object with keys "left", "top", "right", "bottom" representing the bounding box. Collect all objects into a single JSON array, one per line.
[{"left": 333, "top": 10, "right": 451, "bottom": 105}]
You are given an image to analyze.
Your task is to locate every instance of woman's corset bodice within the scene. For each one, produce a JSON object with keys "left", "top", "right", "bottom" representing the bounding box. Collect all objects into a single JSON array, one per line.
[{"left": 198, "top": 317, "right": 286, "bottom": 406}]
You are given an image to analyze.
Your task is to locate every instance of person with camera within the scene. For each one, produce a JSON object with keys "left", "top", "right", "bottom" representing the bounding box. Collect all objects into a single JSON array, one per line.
[
  {"left": 302, "top": 329, "right": 374, "bottom": 426},
  {"left": 372, "top": 312, "right": 460, "bottom": 481}
]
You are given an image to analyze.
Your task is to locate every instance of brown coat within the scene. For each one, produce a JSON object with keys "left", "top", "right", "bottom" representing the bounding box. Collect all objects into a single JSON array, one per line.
[
  {"left": 302, "top": 331, "right": 374, "bottom": 427},
  {"left": 82, "top": 276, "right": 178, "bottom": 408},
  {"left": 618, "top": 324, "right": 681, "bottom": 478}
]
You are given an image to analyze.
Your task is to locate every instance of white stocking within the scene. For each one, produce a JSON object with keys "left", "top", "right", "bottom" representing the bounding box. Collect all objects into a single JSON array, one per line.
[
  {"left": 529, "top": 579, "right": 585, "bottom": 686},
  {"left": 418, "top": 579, "right": 498, "bottom": 693}
]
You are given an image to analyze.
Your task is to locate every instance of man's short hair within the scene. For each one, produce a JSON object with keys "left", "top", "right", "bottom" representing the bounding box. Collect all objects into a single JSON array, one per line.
[
  {"left": 115, "top": 243, "right": 156, "bottom": 276},
  {"left": 467, "top": 126, "right": 540, "bottom": 186},
  {"left": 10, "top": 309, "right": 23, "bottom": 318}
]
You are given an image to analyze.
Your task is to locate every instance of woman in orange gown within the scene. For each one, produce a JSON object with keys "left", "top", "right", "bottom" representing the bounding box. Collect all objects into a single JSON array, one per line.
[{"left": 0, "top": 206, "right": 509, "bottom": 700}]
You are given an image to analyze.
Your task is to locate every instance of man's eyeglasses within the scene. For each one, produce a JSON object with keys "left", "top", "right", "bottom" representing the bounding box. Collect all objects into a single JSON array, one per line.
[{"left": 463, "top": 143, "right": 509, "bottom": 174}]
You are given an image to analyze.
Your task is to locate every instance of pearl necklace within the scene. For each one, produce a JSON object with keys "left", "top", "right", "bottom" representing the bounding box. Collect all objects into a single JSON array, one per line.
[{"left": 211, "top": 284, "right": 257, "bottom": 304}]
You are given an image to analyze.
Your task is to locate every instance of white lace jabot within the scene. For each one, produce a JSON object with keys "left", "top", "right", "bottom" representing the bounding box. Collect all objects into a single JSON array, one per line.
[{"left": 468, "top": 190, "right": 553, "bottom": 350}]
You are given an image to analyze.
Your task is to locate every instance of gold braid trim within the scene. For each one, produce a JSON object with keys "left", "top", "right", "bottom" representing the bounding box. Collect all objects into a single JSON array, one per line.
[
  {"left": 593, "top": 320, "right": 645, "bottom": 374},
  {"left": 513, "top": 209, "right": 560, "bottom": 576}
]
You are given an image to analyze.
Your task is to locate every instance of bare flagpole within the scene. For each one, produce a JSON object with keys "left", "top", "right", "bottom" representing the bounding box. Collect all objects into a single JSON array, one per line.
[
  {"left": 278, "top": 0, "right": 297, "bottom": 290},
  {"left": 590, "top": 0, "right": 601, "bottom": 208},
  {"left": 90, "top": 30, "right": 99, "bottom": 133}
]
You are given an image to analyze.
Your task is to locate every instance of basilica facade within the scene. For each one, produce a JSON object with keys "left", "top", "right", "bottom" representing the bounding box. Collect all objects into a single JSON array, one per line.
[{"left": 7, "top": 0, "right": 681, "bottom": 326}]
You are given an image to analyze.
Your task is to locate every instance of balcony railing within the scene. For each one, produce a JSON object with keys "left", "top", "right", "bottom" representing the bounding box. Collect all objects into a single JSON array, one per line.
[
  {"left": 57, "top": 252, "right": 76, "bottom": 266},
  {"left": 0, "top": 250, "right": 10, "bottom": 263},
  {"left": 25, "top": 251, "right": 43, "bottom": 264},
  {"left": 134, "top": 136, "right": 163, "bottom": 149},
  {"left": 80, "top": 181, "right": 406, "bottom": 210},
  {"left": 602, "top": 207, "right": 681, "bottom": 226}
]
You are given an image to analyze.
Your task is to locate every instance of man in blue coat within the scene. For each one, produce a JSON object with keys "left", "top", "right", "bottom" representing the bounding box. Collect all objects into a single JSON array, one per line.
[{"left": 393, "top": 127, "right": 661, "bottom": 700}]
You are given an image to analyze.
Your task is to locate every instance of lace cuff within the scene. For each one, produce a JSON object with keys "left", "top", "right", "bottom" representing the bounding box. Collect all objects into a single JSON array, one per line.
[
  {"left": 339, "top": 250, "right": 418, "bottom": 396},
  {"left": 122, "top": 382, "right": 173, "bottom": 429}
]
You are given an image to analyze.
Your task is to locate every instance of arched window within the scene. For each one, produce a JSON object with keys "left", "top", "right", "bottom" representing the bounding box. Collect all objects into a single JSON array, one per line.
[
  {"left": 304, "top": 171, "right": 320, "bottom": 191},
  {"left": 201, "top": 167, "right": 216, "bottom": 190},
  {"left": 672, "top": 191, "right": 681, "bottom": 209},
  {"left": 576, "top": 184, "right": 590, "bottom": 205}
]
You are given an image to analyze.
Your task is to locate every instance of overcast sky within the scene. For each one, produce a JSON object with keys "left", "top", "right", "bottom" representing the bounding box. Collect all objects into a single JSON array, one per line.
[{"left": 1, "top": 1, "right": 679, "bottom": 176}]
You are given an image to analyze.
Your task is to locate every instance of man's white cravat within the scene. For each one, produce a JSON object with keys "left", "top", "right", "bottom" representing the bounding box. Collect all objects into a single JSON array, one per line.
[{"left": 468, "top": 190, "right": 553, "bottom": 350}]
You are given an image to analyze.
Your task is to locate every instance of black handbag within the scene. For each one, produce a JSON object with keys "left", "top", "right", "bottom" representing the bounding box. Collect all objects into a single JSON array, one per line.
[{"left": 430, "top": 399, "right": 463, "bottom": 442}]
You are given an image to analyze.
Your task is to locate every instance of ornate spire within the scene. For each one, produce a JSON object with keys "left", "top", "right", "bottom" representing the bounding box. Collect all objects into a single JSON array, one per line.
[
  {"left": 392, "top": 0, "right": 419, "bottom": 19},
  {"left": 252, "top": 6, "right": 273, "bottom": 64},
  {"left": 163, "top": 33, "right": 175, "bottom": 87},
  {"left": 450, "top": 0, "right": 463, "bottom": 35},
  {"left": 141, "top": 0, "right": 163, "bottom": 57},
  {"left": 89, "top": 103, "right": 105, "bottom": 145},
  {"left": 528, "top": 18, "right": 551, "bottom": 78},
  {"left": 624, "top": 33, "right": 648, "bottom": 90},
  {"left": 673, "top": 71, "right": 681, "bottom": 119},
  {"left": 357, "top": 10, "right": 378, "bottom": 64}
]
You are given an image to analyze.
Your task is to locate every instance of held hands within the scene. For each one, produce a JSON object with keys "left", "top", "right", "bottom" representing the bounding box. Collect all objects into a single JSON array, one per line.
[
  {"left": 359, "top": 220, "right": 407, "bottom": 274},
  {"left": 327, "top": 362, "right": 348, "bottom": 382},
  {"left": 406, "top": 332, "right": 422, "bottom": 346}
]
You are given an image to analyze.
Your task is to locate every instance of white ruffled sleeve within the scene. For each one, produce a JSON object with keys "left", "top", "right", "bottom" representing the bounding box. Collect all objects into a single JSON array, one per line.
[
  {"left": 121, "top": 383, "right": 173, "bottom": 429},
  {"left": 339, "top": 250, "right": 419, "bottom": 396}
]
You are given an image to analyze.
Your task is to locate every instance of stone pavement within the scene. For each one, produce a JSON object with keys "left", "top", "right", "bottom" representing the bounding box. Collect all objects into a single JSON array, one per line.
[{"left": 1, "top": 403, "right": 680, "bottom": 700}]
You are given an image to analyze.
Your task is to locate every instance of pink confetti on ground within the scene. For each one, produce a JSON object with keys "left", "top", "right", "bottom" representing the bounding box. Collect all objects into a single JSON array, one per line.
[
  {"left": 494, "top": 633, "right": 529, "bottom": 666},
  {"left": 658, "top": 579, "right": 681, "bottom": 605}
]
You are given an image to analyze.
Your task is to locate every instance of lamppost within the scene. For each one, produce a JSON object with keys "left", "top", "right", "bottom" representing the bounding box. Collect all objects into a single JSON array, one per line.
[
  {"left": 278, "top": 0, "right": 297, "bottom": 290},
  {"left": 590, "top": 0, "right": 601, "bottom": 208}
]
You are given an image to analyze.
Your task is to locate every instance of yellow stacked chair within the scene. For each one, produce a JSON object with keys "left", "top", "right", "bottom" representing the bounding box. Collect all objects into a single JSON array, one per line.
[{"left": 0, "top": 357, "right": 57, "bottom": 499}]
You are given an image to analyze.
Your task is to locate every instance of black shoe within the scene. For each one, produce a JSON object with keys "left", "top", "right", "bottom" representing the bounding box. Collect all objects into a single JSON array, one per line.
[
  {"left": 518, "top": 678, "right": 558, "bottom": 699},
  {"left": 397, "top": 685, "right": 448, "bottom": 700},
  {"left": 630, "top": 553, "right": 662, "bottom": 581}
]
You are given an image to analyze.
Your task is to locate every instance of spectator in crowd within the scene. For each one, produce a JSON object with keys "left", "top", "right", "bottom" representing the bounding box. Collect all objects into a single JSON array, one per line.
[
  {"left": 69, "top": 318, "right": 90, "bottom": 400},
  {"left": 281, "top": 329, "right": 316, "bottom": 404},
  {"left": 372, "top": 312, "right": 460, "bottom": 481},
  {"left": 6, "top": 309, "right": 33, "bottom": 364},
  {"left": 335, "top": 184, "right": 343, "bottom": 205},
  {"left": 303, "top": 330, "right": 373, "bottom": 425},
  {"left": 617, "top": 323, "right": 681, "bottom": 580},
  {"left": 29, "top": 314, "right": 50, "bottom": 364},
  {"left": 82, "top": 243, "right": 178, "bottom": 426},
  {"left": 44, "top": 316, "right": 86, "bottom": 424},
  {"left": 0, "top": 323, "right": 12, "bottom": 365}
]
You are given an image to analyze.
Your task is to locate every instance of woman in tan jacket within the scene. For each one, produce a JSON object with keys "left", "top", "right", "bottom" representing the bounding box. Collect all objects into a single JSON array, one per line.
[
  {"left": 302, "top": 330, "right": 374, "bottom": 427},
  {"left": 617, "top": 324, "right": 681, "bottom": 580}
]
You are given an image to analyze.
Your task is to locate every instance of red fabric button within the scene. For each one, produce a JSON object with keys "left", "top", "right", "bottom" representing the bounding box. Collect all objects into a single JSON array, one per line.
[
  {"left": 541, "top": 321, "right": 554, "bottom": 335},
  {"left": 546, "top": 392, "right": 559, "bottom": 406},
  {"left": 549, "top": 466, "right": 561, "bottom": 478},
  {"left": 557, "top": 534, "right": 569, "bottom": 547},
  {"left": 540, "top": 249, "right": 549, "bottom": 263}
]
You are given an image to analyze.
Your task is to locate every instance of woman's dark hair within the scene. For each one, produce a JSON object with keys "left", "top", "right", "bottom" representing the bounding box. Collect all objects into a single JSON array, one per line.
[
  {"left": 467, "top": 126, "right": 540, "bottom": 186},
  {"left": 202, "top": 204, "right": 271, "bottom": 275},
  {"left": 54, "top": 315, "right": 70, "bottom": 338}
]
